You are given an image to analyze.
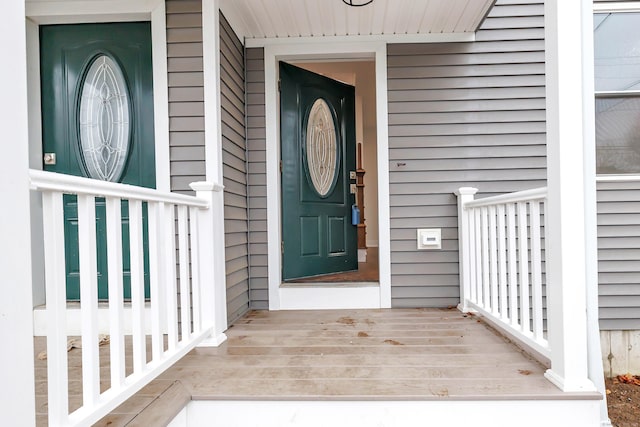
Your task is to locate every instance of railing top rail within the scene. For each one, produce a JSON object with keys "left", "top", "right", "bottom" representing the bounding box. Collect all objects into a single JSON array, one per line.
[
  {"left": 30, "top": 169, "right": 210, "bottom": 208},
  {"left": 463, "top": 186, "right": 547, "bottom": 209}
]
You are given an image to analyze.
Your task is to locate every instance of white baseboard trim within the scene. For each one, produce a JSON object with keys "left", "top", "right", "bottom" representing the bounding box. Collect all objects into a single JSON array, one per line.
[{"left": 279, "top": 283, "right": 381, "bottom": 310}]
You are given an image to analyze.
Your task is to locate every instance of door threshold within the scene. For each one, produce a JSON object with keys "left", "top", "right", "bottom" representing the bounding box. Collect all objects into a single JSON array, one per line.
[{"left": 278, "top": 282, "right": 381, "bottom": 310}]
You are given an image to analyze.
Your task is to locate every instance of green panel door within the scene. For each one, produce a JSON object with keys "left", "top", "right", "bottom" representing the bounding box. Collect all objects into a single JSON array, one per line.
[
  {"left": 280, "top": 62, "right": 357, "bottom": 280},
  {"left": 40, "top": 22, "right": 155, "bottom": 299}
]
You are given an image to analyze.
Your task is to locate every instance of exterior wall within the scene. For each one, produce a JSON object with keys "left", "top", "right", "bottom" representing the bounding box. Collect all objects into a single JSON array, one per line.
[
  {"left": 220, "top": 13, "right": 249, "bottom": 323},
  {"left": 245, "top": 47, "right": 269, "bottom": 310},
  {"left": 593, "top": 0, "right": 640, "bottom": 373},
  {"left": 166, "top": 0, "right": 206, "bottom": 194},
  {"left": 597, "top": 180, "right": 640, "bottom": 330},
  {"left": 387, "top": 0, "right": 547, "bottom": 307},
  {"left": 167, "top": 2, "right": 250, "bottom": 323}
]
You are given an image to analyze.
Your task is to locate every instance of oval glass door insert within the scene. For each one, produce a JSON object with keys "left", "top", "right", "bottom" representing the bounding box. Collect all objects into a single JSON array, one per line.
[
  {"left": 78, "top": 55, "right": 131, "bottom": 182},
  {"left": 306, "top": 99, "right": 338, "bottom": 197}
]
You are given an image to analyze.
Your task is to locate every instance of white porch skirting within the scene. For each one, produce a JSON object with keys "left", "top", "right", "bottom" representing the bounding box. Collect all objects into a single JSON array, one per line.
[{"left": 169, "top": 400, "right": 601, "bottom": 427}]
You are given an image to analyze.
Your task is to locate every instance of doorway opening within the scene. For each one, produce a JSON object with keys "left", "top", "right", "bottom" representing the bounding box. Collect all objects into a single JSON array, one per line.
[{"left": 285, "top": 60, "right": 379, "bottom": 284}]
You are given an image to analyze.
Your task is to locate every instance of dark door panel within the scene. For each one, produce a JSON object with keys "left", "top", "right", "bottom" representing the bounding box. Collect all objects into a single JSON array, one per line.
[
  {"left": 40, "top": 22, "right": 154, "bottom": 299},
  {"left": 280, "top": 62, "right": 357, "bottom": 280}
]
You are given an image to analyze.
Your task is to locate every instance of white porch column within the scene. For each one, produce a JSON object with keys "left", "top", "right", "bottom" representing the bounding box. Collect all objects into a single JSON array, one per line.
[
  {"left": 0, "top": 1, "right": 36, "bottom": 425},
  {"left": 580, "top": 1, "right": 611, "bottom": 425},
  {"left": 199, "top": 0, "right": 228, "bottom": 342},
  {"left": 543, "top": 0, "right": 598, "bottom": 393}
]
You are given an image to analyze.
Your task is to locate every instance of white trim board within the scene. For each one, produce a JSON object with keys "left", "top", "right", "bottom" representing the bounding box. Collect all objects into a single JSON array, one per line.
[
  {"left": 596, "top": 174, "right": 640, "bottom": 182},
  {"left": 279, "top": 284, "right": 381, "bottom": 310},
  {"left": 593, "top": 2, "right": 640, "bottom": 13},
  {"left": 245, "top": 32, "right": 475, "bottom": 48},
  {"left": 264, "top": 41, "right": 391, "bottom": 310}
]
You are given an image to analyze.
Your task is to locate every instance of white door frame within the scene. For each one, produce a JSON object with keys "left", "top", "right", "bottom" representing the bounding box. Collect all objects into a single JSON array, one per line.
[
  {"left": 25, "top": 0, "right": 170, "bottom": 312},
  {"left": 264, "top": 41, "right": 391, "bottom": 310}
]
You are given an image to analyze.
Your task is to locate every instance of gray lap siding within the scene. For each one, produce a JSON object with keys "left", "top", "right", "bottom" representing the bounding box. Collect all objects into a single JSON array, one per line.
[{"left": 387, "top": 0, "right": 547, "bottom": 307}]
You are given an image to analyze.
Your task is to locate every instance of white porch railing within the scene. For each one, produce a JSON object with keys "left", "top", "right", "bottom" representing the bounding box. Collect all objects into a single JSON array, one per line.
[
  {"left": 456, "top": 187, "right": 550, "bottom": 362},
  {"left": 30, "top": 170, "right": 220, "bottom": 427}
]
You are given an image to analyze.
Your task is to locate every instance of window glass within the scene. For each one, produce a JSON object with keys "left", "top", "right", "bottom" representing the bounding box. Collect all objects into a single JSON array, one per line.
[
  {"left": 79, "top": 55, "right": 131, "bottom": 182},
  {"left": 305, "top": 99, "right": 338, "bottom": 197},
  {"left": 596, "top": 97, "right": 640, "bottom": 174},
  {"left": 594, "top": 12, "right": 640, "bottom": 174},
  {"left": 594, "top": 13, "right": 640, "bottom": 92}
]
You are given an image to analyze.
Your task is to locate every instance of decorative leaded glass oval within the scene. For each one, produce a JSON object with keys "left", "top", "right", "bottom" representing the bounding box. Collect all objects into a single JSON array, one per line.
[
  {"left": 78, "top": 55, "right": 130, "bottom": 182},
  {"left": 306, "top": 99, "right": 338, "bottom": 197}
]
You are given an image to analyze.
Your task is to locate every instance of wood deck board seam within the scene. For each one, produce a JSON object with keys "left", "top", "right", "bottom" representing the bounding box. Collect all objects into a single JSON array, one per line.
[{"left": 187, "top": 393, "right": 603, "bottom": 402}]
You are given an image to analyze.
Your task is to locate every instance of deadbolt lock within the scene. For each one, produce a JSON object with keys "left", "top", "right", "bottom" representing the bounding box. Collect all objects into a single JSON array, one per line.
[{"left": 349, "top": 171, "right": 356, "bottom": 180}]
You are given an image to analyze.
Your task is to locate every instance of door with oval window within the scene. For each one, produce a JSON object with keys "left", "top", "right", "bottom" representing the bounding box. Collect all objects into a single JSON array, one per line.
[
  {"left": 280, "top": 62, "right": 357, "bottom": 280},
  {"left": 40, "top": 22, "right": 155, "bottom": 299}
]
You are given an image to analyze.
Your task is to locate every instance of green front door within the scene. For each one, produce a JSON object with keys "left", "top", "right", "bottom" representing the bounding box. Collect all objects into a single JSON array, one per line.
[
  {"left": 40, "top": 22, "right": 155, "bottom": 299},
  {"left": 280, "top": 62, "right": 358, "bottom": 280}
]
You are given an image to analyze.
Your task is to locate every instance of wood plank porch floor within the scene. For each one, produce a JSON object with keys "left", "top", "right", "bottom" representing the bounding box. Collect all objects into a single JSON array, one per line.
[{"left": 34, "top": 308, "right": 599, "bottom": 426}]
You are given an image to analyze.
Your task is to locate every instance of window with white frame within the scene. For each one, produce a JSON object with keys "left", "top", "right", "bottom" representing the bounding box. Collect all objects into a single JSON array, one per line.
[{"left": 594, "top": 12, "right": 640, "bottom": 174}]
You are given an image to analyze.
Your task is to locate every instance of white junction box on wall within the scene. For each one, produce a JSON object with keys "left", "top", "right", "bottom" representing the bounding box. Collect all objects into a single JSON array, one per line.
[{"left": 417, "top": 228, "right": 441, "bottom": 250}]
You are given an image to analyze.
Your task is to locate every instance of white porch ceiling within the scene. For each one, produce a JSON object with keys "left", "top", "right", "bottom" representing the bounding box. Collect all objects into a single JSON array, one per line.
[{"left": 220, "top": 0, "right": 496, "bottom": 45}]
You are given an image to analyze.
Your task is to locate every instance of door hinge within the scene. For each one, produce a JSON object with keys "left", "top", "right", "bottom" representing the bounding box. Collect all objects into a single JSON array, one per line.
[
  {"left": 281, "top": 240, "right": 284, "bottom": 253},
  {"left": 278, "top": 79, "right": 281, "bottom": 92},
  {"left": 280, "top": 160, "right": 283, "bottom": 173}
]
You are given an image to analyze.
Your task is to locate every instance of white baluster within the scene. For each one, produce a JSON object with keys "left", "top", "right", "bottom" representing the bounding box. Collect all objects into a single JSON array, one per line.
[
  {"left": 147, "top": 201, "right": 164, "bottom": 360},
  {"left": 178, "top": 205, "right": 192, "bottom": 340},
  {"left": 77, "top": 194, "right": 100, "bottom": 408},
  {"left": 481, "top": 207, "right": 490, "bottom": 309},
  {"left": 189, "top": 207, "right": 202, "bottom": 332},
  {"left": 530, "top": 201, "right": 544, "bottom": 342},
  {"left": 497, "top": 204, "right": 508, "bottom": 320},
  {"left": 106, "top": 197, "right": 125, "bottom": 390},
  {"left": 517, "top": 201, "right": 530, "bottom": 336},
  {"left": 474, "top": 208, "right": 483, "bottom": 306},
  {"left": 488, "top": 205, "right": 498, "bottom": 314},
  {"left": 129, "top": 199, "right": 146, "bottom": 373},
  {"left": 42, "top": 191, "right": 69, "bottom": 426},
  {"left": 163, "top": 204, "right": 178, "bottom": 347},
  {"left": 506, "top": 203, "right": 518, "bottom": 327}
]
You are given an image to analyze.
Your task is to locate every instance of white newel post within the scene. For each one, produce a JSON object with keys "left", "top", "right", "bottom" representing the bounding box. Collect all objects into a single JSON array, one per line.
[
  {"left": 455, "top": 187, "right": 478, "bottom": 313},
  {"left": 0, "top": 0, "right": 36, "bottom": 425},
  {"left": 543, "top": 0, "right": 598, "bottom": 394},
  {"left": 191, "top": 182, "right": 228, "bottom": 346}
]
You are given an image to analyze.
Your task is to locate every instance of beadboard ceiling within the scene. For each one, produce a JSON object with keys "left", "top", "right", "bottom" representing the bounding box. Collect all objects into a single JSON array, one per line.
[{"left": 220, "top": 0, "right": 496, "bottom": 45}]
